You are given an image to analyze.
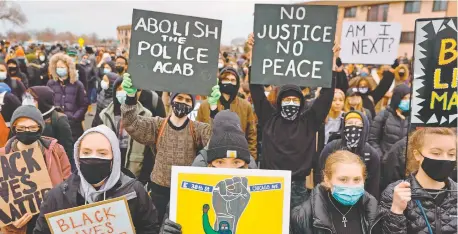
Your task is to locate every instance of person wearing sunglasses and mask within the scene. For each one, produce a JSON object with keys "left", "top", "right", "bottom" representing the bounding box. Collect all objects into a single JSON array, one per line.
[
  {"left": 33, "top": 125, "right": 160, "bottom": 234},
  {"left": 120, "top": 73, "right": 212, "bottom": 222},
  {"left": 291, "top": 150, "right": 381, "bottom": 234},
  {"left": 0, "top": 105, "right": 71, "bottom": 234},
  {"left": 197, "top": 67, "right": 257, "bottom": 159},
  {"left": 380, "top": 127, "right": 457, "bottom": 234},
  {"left": 316, "top": 111, "right": 381, "bottom": 199}
]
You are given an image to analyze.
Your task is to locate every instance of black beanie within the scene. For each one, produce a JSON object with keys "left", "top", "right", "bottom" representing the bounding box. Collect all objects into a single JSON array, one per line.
[
  {"left": 390, "top": 84, "right": 411, "bottom": 110},
  {"left": 207, "top": 110, "right": 250, "bottom": 164}
]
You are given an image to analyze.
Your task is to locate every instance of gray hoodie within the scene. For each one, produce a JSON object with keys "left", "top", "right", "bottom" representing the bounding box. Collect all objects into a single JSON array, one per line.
[{"left": 74, "top": 125, "right": 125, "bottom": 203}]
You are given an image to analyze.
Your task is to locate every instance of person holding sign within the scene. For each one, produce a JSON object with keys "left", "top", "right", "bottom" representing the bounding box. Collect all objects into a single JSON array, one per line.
[
  {"left": 291, "top": 150, "right": 381, "bottom": 234},
  {"left": 248, "top": 35, "right": 339, "bottom": 209},
  {"left": 379, "top": 127, "right": 457, "bottom": 234},
  {"left": 120, "top": 73, "right": 211, "bottom": 222},
  {"left": 1, "top": 105, "right": 71, "bottom": 233},
  {"left": 34, "top": 125, "right": 160, "bottom": 234},
  {"left": 197, "top": 67, "right": 257, "bottom": 158}
]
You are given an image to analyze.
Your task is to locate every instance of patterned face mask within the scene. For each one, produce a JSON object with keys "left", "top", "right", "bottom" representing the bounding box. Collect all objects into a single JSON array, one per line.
[
  {"left": 281, "top": 101, "right": 300, "bottom": 121},
  {"left": 172, "top": 101, "right": 193, "bottom": 118},
  {"left": 344, "top": 125, "right": 363, "bottom": 149}
]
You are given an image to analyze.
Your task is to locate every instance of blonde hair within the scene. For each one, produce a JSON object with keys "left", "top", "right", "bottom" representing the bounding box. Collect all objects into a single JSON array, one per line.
[
  {"left": 406, "top": 127, "right": 457, "bottom": 176},
  {"left": 344, "top": 95, "right": 365, "bottom": 115},
  {"left": 322, "top": 150, "right": 367, "bottom": 188},
  {"left": 325, "top": 89, "right": 345, "bottom": 122}
]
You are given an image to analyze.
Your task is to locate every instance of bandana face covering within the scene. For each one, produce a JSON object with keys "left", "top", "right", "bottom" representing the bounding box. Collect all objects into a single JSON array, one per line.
[
  {"left": 344, "top": 125, "right": 363, "bottom": 149},
  {"left": 281, "top": 101, "right": 300, "bottom": 121}
]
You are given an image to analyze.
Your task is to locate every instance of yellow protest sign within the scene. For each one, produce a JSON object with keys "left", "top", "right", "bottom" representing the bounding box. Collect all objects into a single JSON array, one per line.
[
  {"left": 0, "top": 148, "right": 53, "bottom": 227},
  {"left": 170, "top": 166, "right": 291, "bottom": 234},
  {"left": 78, "top": 38, "right": 85, "bottom": 47}
]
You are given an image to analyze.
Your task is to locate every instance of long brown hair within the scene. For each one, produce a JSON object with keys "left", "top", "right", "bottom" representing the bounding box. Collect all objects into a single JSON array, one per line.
[{"left": 325, "top": 89, "right": 345, "bottom": 123}]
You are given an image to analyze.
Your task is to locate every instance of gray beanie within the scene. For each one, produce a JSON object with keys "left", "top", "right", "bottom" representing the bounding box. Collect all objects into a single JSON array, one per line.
[
  {"left": 207, "top": 110, "right": 250, "bottom": 164},
  {"left": 170, "top": 93, "right": 196, "bottom": 108},
  {"left": 11, "top": 105, "right": 46, "bottom": 133}
]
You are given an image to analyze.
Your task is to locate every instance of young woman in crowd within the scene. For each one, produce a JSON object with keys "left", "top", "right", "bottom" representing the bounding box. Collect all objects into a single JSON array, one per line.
[
  {"left": 379, "top": 127, "right": 457, "bottom": 234},
  {"left": 34, "top": 125, "right": 160, "bottom": 233},
  {"left": 1, "top": 105, "right": 71, "bottom": 234},
  {"left": 47, "top": 53, "right": 88, "bottom": 142},
  {"left": 291, "top": 150, "right": 381, "bottom": 234},
  {"left": 324, "top": 89, "right": 345, "bottom": 144},
  {"left": 344, "top": 88, "right": 372, "bottom": 122},
  {"left": 0, "top": 62, "right": 26, "bottom": 101}
]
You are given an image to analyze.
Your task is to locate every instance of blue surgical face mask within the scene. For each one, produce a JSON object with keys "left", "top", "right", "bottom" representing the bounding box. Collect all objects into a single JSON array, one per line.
[
  {"left": 103, "top": 68, "right": 111, "bottom": 74},
  {"left": 56, "top": 68, "right": 68, "bottom": 78},
  {"left": 398, "top": 99, "right": 410, "bottom": 112},
  {"left": 360, "top": 72, "right": 369, "bottom": 77},
  {"left": 116, "top": 90, "right": 127, "bottom": 104},
  {"left": 332, "top": 184, "right": 364, "bottom": 206}
]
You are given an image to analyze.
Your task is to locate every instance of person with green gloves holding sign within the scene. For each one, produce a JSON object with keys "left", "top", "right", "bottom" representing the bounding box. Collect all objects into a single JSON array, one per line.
[{"left": 120, "top": 73, "right": 213, "bottom": 222}]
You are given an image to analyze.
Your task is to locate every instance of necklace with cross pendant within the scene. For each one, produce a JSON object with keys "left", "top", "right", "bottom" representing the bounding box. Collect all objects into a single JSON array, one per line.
[{"left": 342, "top": 216, "right": 348, "bottom": 227}]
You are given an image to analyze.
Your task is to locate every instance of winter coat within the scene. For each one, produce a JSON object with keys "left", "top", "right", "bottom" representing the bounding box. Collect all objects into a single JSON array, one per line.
[
  {"left": 47, "top": 53, "right": 88, "bottom": 122},
  {"left": 316, "top": 111, "right": 381, "bottom": 199},
  {"left": 197, "top": 96, "right": 257, "bottom": 158},
  {"left": 100, "top": 101, "right": 154, "bottom": 183},
  {"left": 359, "top": 71, "right": 395, "bottom": 118},
  {"left": 249, "top": 71, "right": 335, "bottom": 182},
  {"left": 192, "top": 148, "right": 258, "bottom": 169},
  {"left": 75, "top": 64, "right": 88, "bottom": 91},
  {"left": 33, "top": 174, "right": 160, "bottom": 234},
  {"left": 7, "top": 59, "right": 29, "bottom": 88},
  {"left": 0, "top": 91, "right": 21, "bottom": 123},
  {"left": 379, "top": 174, "right": 457, "bottom": 234},
  {"left": 79, "top": 62, "right": 97, "bottom": 90},
  {"left": 380, "top": 137, "right": 407, "bottom": 192},
  {"left": 2, "top": 136, "right": 71, "bottom": 186},
  {"left": 0, "top": 61, "right": 26, "bottom": 100},
  {"left": 291, "top": 184, "right": 382, "bottom": 234}
]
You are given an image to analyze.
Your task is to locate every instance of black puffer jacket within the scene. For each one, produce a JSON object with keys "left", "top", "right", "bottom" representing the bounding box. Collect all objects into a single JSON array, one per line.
[
  {"left": 368, "top": 84, "right": 410, "bottom": 156},
  {"left": 291, "top": 184, "right": 382, "bottom": 234},
  {"left": 380, "top": 137, "right": 407, "bottom": 192},
  {"left": 379, "top": 174, "right": 457, "bottom": 234},
  {"left": 316, "top": 111, "right": 381, "bottom": 199}
]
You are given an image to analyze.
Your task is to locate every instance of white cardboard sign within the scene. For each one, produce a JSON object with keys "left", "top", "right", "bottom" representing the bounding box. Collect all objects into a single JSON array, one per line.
[
  {"left": 45, "top": 197, "right": 135, "bottom": 234},
  {"left": 340, "top": 21, "right": 401, "bottom": 64}
]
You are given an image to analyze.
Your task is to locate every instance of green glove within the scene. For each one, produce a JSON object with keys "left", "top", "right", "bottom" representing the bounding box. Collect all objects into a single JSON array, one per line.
[
  {"left": 122, "top": 73, "right": 137, "bottom": 96},
  {"left": 208, "top": 85, "right": 221, "bottom": 106}
]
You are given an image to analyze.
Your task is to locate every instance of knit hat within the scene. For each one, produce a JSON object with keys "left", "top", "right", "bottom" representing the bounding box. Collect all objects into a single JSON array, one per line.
[
  {"left": 11, "top": 105, "right": 45, "bottom": 133},
  {"left": 28, "top": 86, "right": 55, "bottom": 115},
  {"left": 170, "top": 93, "right": 196, "bottom": 108},
  {"left": 345, "top": 112, "right": 362, "bottom": 122},
  {"left": 207, "top": 110, "right": 250, "bottom": 164}
]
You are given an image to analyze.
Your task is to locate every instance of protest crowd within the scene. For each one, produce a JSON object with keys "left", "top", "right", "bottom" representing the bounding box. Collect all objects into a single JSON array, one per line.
[{"left": 0, "top": 4, "right": 456, "bottom": 234}]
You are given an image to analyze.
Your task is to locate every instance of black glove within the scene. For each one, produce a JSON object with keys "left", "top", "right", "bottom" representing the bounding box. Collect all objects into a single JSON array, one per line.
[
  {"left": 391, "top": 59, "right": 399, "bottom": 69},
  {"left": 336, "top": 57, "right": 342, "bottom": 67},
  {"left": 160, "top": 219, "right": 182, "bottom": 234}
]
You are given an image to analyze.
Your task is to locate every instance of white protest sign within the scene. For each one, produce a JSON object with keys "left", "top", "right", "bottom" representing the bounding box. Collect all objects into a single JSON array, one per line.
[
  {"left": 340, "top": 21, "right": 401, "bottom": 64},
  {"left": 45, "top": 197, "right": 135, "bottom": 234}
]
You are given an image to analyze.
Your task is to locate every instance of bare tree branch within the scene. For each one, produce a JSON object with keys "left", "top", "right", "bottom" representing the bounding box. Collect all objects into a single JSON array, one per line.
[{"left": 0, "top": 0, "right": 27, "bottom": 26}]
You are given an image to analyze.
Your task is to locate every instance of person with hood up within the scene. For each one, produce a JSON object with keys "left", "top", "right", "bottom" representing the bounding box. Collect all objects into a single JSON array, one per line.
[
  {"left": 120, "top": 73, "right": 212, "bottom": 222},
  {"left": 97, "top": 77, "right": 155, "bottom": 184},
  {"left": 316, "top": 111, "right": 381, "bottom": 198},
  {"left": 22, "top": 86, "right": 75, "bottom": 171},
  {"left": 379, "top": 127, "right": 457, "bottom": 234},
  {"left": 0, "top": 82, "right": 21, "bottom": 126},
  {"left": 33, "top": 125, "right": 160, "bottom": 234},
  {"left": 348, "top": 60, "right": 398, "bottom": 118},
  {"left": 197, "top": 66, "right": 257, "bottom": 158},
  {"left": 0, "top": 61, "right": 26, "bottom": 100},
  {"left": 47, "top": 53, "right": 88, "bottom": 142},
  {"left": 92, "top": 72, "right": 121, "bottom": 126},
  {"left": 246, "top": 34, "right": 338, "bottom": 208},
  {"left": 291, "top": 150, "right": 381, "bottom": 234},
  {"left": 160, "top": 110, "right": 256, "bottom": 234},
  {"left": 0, "top": 105, "right": 71, "bottom": 234},
  {"left": 27, "top": 51, "right": 49, "bottom": 87},
  {"left": 368, "top": 84, "right": 410, "bottom": 157},
  {"left": 6, "top": 59, "right": 29, "bottom": 88}
]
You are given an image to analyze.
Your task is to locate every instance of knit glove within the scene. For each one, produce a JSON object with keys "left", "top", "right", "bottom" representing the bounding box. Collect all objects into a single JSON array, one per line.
[
  {"left": 160, "top": 219, "right": 182, "bottom": 234},
  {"left": 121, "top": 73, "right": 137, "bottom": 96},
  {"left": 208, "top": 85, "right": 221, "bottom": 106}
]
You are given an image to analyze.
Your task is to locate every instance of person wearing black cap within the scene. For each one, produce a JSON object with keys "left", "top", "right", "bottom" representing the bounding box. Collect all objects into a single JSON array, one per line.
[
  {"left": 344, "top": 87, "right": 372, "bottom": 123},
  {"left": 160, "top": 110, "right": 254, "bottom": 234},
  {"left": 197, "top": 66, "right": 257, "bottom": 159},
  {"left": 120, "top": 73, "right": 212, "bottom": 222},
  {"left": 22, "top": 86, "right": 75, "bottom": 171},
  {"left": 368, "top": 83, "right": 410, "bottom": 157}
]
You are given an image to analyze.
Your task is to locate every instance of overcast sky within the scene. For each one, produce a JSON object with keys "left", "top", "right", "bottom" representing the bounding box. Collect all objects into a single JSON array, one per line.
[{"left": 0, "top": 0, "right": 306, "bottom": 45}]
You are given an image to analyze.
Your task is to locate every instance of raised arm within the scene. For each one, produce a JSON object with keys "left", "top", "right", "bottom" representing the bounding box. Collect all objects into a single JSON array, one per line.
[
  {"left": 369, "top": 60, "right": 398, "bottom": 104},
  {"left": 306, "top": 73, "right": 335, "bottom": 132}
]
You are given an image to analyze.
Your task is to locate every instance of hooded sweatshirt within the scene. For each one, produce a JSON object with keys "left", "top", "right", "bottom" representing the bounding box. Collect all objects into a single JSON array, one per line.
[
  {"left": 317, "top": 110, "right": 381, "bottom": 198},
  {"left": 250, "top": 73, "right": 336, "bottom": 181},
  {"left": 6, "top": 59, "right": 28, "bottom": 88},
  {"left": 1, "top": 61, "right": 26, "bottom": 100}
]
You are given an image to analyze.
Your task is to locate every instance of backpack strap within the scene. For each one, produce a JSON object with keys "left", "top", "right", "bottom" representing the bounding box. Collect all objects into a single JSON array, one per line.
[
  {"left": 155, "top": 117, "right": 169, "bottom": 147},
  {"left": 188, "top": 120, "right": 197, "bottom": 149}
]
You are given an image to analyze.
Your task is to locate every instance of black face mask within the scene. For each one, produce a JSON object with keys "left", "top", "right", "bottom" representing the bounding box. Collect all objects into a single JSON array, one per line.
[
  {"left": 171, "top": 101, "right": 193, "bottom": 118},
  {"left": 115, "top": 66, "right": 125, "bottom": 74},
  {"left": 219, "top": 83, "right": 237, "bottom": 95},
  {"left": 79, "top": 158, "right": 112, "bottom": 185},
  {"left": 8, "top": 68, "right": 17, "bottom": 75},
  {"left": 344, "top": 125, "right": 363, "bottom": 149},
  {"left": 15, "top": 131, "right": 41, "bottom": 145},
  {"left": 398, "top": 72, "right": 405, "bottom": 77},
  {"left": 421, "top": 154, "right": 456, "bottom": 182}
]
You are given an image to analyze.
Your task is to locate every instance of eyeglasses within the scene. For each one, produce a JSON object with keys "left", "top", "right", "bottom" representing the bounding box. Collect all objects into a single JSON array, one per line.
[
  {"left": 15, "top": 125, "right": 40, "bottom": 132},
  {"left": 282, "top": 97, "right": 301, "bottom": 104}
]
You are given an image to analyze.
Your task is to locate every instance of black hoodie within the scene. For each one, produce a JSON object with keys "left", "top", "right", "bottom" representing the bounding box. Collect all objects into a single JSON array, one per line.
[
  {"left": 250, "top": 71, "right": 335, "bottom": 181},
  {"left": 218, "top": 66, "right": 240, "bottom": 108},
  {"left": 316, "top": 110, "right": 381, "bottom": 198},
  {"left": 6, "top": 59, "right": 28, "bottom": 88},
  {"left": 1, "top": 61, "right": 26, "bottom": 100}
]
